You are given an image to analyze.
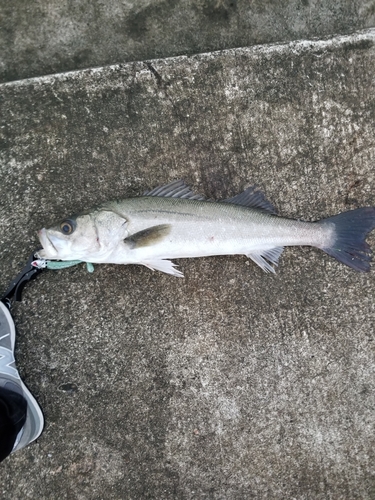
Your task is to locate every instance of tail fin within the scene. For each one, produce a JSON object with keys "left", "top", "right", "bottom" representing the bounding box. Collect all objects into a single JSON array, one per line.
[{"left": 319, "top": 207, "right": 375, "bottom": 272}]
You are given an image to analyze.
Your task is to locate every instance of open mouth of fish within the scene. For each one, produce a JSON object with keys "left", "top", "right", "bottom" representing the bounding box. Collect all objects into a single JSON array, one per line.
[{"left": 37, "top": 228, "right": 58, "bottom": 258}]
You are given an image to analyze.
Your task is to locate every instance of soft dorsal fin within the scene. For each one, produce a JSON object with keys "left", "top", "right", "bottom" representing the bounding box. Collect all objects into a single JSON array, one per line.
[
  {"left": 222, "top": 186, "right": 277, "bottom": 214},
  {"left": 143, "top": 180, "right": 205, "bottom": 200}
]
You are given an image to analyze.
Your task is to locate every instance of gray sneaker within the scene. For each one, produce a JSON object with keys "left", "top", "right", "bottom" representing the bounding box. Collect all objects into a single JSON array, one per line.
[{"left": 0, "top": 301, "right": 44, "bottom": 451}]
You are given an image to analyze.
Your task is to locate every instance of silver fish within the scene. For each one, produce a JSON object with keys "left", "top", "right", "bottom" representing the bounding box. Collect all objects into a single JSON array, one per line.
[{"left": 37, "top": 180, "right": 375, "bottom": 276}]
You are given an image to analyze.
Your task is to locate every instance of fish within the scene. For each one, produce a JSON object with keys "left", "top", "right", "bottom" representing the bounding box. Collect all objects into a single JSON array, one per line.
[{"left": 37, "top": 180, "right": 375, "bottom": 277}]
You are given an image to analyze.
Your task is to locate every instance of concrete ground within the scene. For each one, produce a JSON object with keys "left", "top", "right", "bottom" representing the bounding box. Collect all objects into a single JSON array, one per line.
[
  {"left": 1, "top": 0, "right": 375, "bottom": 83},
  {"left": 1, "top": 2, "right": 375, "bottom": 500}
]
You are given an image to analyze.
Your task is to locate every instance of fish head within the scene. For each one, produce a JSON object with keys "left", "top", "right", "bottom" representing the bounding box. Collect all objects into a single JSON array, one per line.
[{"left": 37, "top": 209, "right": 128, "bottom": 261}]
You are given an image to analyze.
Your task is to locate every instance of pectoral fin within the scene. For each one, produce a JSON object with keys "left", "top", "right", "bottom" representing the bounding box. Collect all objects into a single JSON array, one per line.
[{"left": 125, "top": 224, "right": 171, "bottom": 249}]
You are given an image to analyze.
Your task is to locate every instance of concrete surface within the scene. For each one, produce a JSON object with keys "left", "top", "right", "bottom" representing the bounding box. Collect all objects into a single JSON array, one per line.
[
  {"left": 1, "top": 28, "right": 375, "bottom": 499},
  {"left": 1, "top": 0, "right": 375, "bottom": 83}
]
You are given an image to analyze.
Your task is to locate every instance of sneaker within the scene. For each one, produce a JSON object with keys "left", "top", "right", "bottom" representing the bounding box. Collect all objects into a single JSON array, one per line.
[{"left": 0, "top": 301, "right": 44, "bottom": 451}]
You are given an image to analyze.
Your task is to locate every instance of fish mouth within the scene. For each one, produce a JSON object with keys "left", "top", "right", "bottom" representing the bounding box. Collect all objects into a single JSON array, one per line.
[{"left": 37, "top": 228, "right": 58, "bottom": 258}]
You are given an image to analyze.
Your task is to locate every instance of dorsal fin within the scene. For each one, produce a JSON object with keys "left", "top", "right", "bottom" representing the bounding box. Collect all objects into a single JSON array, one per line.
[
  {"left": 222, "top": 186, "right": 277, "bottom": 214},
  {"left": 143, "top": 180, "right": 205, "bottom": 200}
]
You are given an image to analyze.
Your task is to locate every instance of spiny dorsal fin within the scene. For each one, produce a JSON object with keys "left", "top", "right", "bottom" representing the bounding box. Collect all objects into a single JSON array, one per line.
[
  {"left": 125, "top": 224, "right": 171, "bottom": 249},
  {"left": 143, "top": 180, "right": 205, "bottom": 200},
  {"left": 223, "top": 186, "right": 277, "bottom": 214}
]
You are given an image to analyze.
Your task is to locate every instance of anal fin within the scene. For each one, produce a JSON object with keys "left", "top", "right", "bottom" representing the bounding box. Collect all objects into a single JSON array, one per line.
[
  {"left": 246, "top": 246, "right": 284, "bottom": 273},
  {"left": 141, "top": 259, "right": 184, "bottom": 277}
]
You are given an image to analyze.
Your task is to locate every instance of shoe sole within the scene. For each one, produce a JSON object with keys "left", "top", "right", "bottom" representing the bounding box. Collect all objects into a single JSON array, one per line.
[{"left": 0, "top": 302, "right": 44, "bottom": 450}]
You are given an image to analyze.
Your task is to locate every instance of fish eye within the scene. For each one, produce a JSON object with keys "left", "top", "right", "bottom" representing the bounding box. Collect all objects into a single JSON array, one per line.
[{"left": 60, "top": 220, "right": 75, "bottom": 235}]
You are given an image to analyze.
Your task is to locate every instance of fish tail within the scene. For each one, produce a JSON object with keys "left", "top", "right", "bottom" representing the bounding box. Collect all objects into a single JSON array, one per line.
[{"left": 318, "top": 207, "right": 375, "bottom": 272}]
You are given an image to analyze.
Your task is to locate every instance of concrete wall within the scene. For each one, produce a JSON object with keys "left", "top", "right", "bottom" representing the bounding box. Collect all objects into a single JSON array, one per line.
[{"left": 1, "top": 0, "right": 375, "bottom": 83}]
